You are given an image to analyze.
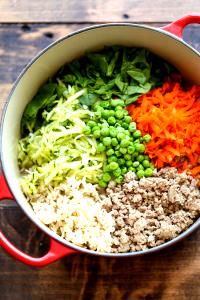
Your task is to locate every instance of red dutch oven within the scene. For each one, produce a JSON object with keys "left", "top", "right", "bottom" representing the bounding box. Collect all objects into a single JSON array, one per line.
[{"left": 0, "top": 15, "right": 200, "bottom": 267}]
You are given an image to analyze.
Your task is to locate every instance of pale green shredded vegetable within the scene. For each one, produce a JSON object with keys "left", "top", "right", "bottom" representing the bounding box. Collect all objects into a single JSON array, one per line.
[{"left": 18, "top": 88, "right": 105, "bottom": 196}]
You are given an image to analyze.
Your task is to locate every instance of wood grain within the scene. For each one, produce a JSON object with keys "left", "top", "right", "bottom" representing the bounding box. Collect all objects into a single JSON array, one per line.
[
  {"left": 0, "top": 24, "right": 86, "bottom": 115},
  {"left": 0, "top": 206, "right": 200, "bottom": 300},
  {"left": 0, "top": 0, "right": 200, "bottom": 23},
  {"left": 0, "top": 23, "right": 199, "bottom": 115},
  {"left": 0, "top": 20, "right": 200, "bottom": 300}
]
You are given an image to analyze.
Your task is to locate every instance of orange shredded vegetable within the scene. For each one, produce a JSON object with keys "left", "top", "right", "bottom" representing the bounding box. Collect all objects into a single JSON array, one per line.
[{"left": 127, "top": 81, "right": 200, "bottom": 176}]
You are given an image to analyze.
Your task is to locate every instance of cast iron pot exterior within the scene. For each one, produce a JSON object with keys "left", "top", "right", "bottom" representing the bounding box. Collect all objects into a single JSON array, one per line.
[{"left": 0, "top": 15, "right": 200, "bottom": 266}]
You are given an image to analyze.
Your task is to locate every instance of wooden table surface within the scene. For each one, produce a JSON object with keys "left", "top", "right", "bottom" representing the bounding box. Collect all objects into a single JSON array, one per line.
[{"left": 0, "top": 1, "right": 200, "bottom": 299}]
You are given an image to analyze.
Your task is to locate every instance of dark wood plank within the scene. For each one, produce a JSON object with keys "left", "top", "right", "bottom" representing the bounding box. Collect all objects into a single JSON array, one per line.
[
  {"left": 0, "top": 24, "right": 87, "bottom": 113},
  {"left": 0, "top": 206, "right": 200, "bottom": 300},
  {"left": 0, "top": 23, "right": 200, "bottom": 115},
  {"left": 0, "top": 0, "right": 200, "bottom": 23},
  {"left": 0, "top": 22, "right": 200, "bottom": 300}
]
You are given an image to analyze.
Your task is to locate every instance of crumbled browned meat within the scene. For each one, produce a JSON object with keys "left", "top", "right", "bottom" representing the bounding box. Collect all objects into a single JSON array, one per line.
[{"left": 101, "top": 167, "right": 200, "bottom": 253}]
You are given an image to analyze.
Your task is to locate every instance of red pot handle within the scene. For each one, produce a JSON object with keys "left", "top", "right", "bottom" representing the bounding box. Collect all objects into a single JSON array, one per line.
[
  {"left": 0, "top": 174, "right": 77, "bottom": 267},
  {"left": 162, "top": 14, "right": 200, "bottom": 38}
]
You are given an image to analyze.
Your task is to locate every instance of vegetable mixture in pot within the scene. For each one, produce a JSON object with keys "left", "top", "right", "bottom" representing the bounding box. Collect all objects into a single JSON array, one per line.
[{"left": 18, "top": 46, "right": 200, "bottom": 252}]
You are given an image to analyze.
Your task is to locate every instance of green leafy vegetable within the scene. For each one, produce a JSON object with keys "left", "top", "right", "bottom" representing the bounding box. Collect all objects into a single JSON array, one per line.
[
  {"left": 79, "top": 93, "right": 97, "bottom": 106},
  {"left": 60, "top": 46, "right": 175, "bottom": 104},
  {"left": 21, "top": 83, "right": 57, "bottom": 135},
  {"left": 127, "top": 70, "right": 147, "bottom": 84}
]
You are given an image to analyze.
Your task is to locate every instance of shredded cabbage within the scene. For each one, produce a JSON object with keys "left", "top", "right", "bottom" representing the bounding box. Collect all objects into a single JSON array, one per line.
[{"left": 18, "top": 88, "right": 105, "bottom": 196}]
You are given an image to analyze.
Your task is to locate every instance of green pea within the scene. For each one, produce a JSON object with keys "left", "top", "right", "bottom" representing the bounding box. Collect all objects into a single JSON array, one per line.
[
  {"left": 108, "top": 156, "right": 118, "bottom": 163},
  {"left": 102, "top": 110, "right": 110, "bottom": 119},
  {"left": 115, "top": 176, "right": 124, "bottom": 184},
  {"left": 109, "top": 110, "right": 115, "bottom": 117},
  {"left": 133, "top": 130, "right": 142, "bottom": 138},
  {"left": 93, "top": 130, "right": 101, "bottom": 138},
  {"left": 126, "top": 160, "right": 132, "bottom": 167},
  {"left": 118, "top": 158, "right": 125, "bottom": 166},
  {"left": 124, "top": 154, "right": 131, "bottom": 160},
  {"left": 110, "top": 128, "right": 117, "bottom": 137},
  {"left": 115, "top": 150, "right": 121, "bottom": 157},
  {"left": 143, "top": 134, "right": 151, "bottom": 142},
  {"left": 109, "top": 162, "right": 119, "bottom": 171},
  {"left": 144, "top": 168, "right": 154, "bottom": 177},
  {"left": 137, "top": 170, "right": 145, "bottom": 178},
  {"left": 135, "top": 143, "right": 145, "bottom": 153},
  {"left": 129, "top": 122, "right": 137, "bottom": 132},
  {"left": 102, "top": 137, "right": 112, "bottom": 146},
  {"left": 124, "top": 130, "right": 131, "bottom": 136},
  {"left": 99, "top": 180, "right": 108, "bottom": 188},
  {"left": 122, "top": 122, "right": 129, "bottom": 129},
  {"left": 108, "top": 116, "right": 116, "bottom": 125},
  {"left": 142, "top": 160, "right": 150, "bottom": 168},
  {"left": 133, "top": 161, "right": 140, "bottom": 167},
  {"left": 121, "top": 167, "right": 128, "bottom": 175},
  {"left": 102, "top": 173, "right": 111, "bottom": 182},
  {"left": 124, "top": 116, "right": 132, "bottom": 124},
  {"left": 97, "top": 143, "right": 106, "bottom": 152},
  {"left": 128, "top": 167, "right": 136, "bottom": 172},
  {"left": 115, "top": 110, "right": 124, "bottom": 119},
  {"left": 92, "top": 126, "right": 100, "bottom": 132},
  {"left": 116, "top": 127, "right": 124, "bottom": 132},
  {"left": 115, "top": 105, "right": 123, "bottom": 111},
  {"left": 87, "top": 120, "right": 96, "bottom": 128},
  {"left": 132, "top": 152, "right": 139, "bottom": 158},
  {"left": 83, "top": 126, "right": 91, "bottom": 135},
  {"left": 119, "top": 147, "right": 127, "bottom": 154},
  {"left": 115, "top": 144, "right": 120, "bottom": 150},
  {"left": 100, "top": 101, "right": 110, "bottom": 108},
  {"left": 95, "top": 106, "right": 104, "bottom": 112},
  {"left": 106, "top": 149, "right": 115, "bottom": 156},
  {"left": 113, "top": 168, "right": 121, "bottom": 177},
  {"left": 103, "top": 165, "right": 111, "bottom": 173},
  {"left": 111, "top": 138, "right": 118, "bottom": 146},
  {"left": 137, "top": 155, "right": 145, "bottom": 162},
  {"left": 101, "top": 127, "right": 110, "bottom": 136},
  {"left": 120, "top": 139, "right": 130, "bottom": 148},
  {"left": 128, "top": 146, "right": 135, "bottom": 154},
  {"left": 137, "top": 164, "right": 144, "bottom": 171},
  {"left": 117, "top": 132, "right": 125, "bottom": 141}
]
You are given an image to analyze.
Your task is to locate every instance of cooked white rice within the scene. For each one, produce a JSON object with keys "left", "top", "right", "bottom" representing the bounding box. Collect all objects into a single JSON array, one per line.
[{"left": 28, "top": 177, "right": 114, "bottom": 252}]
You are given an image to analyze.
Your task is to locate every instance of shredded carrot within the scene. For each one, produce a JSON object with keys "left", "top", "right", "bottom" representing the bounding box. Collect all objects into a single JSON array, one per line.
[
  {"left": 127, "top": 81, "right": 200, "bottom": 177},
  {"left": 191, "top": 166, "right": 200, "bottom": 177}
]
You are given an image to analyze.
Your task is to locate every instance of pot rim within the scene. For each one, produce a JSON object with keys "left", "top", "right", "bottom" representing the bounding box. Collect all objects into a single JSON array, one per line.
[{"left": 1, "top": 22, "right": 200, "bottom": 257}]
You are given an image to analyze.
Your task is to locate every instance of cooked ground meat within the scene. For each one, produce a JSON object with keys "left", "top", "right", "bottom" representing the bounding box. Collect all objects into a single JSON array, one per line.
[{"left": 100, "top": 167, "right": 200, "bottom": 253}]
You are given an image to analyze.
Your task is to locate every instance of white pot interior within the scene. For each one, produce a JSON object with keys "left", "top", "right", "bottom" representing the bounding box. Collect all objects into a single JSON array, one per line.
[{"left": 1, "top": 24, "right": 200, "bottom": 253}]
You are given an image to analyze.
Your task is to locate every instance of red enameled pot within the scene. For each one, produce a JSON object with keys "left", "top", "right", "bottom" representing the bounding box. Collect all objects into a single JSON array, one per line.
[{"left": 0, "top": 15, "right": 200, "bottom": 266}]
